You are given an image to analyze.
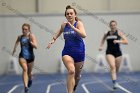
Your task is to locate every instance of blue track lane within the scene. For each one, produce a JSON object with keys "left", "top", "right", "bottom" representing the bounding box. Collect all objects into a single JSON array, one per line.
[{"left": 0, "top": 72, "right": 140, "bottom": 93}]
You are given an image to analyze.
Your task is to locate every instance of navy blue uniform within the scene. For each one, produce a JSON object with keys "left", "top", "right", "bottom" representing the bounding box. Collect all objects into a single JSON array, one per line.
[
  {"left": 19, "top": 35, "right": 35, "bottom": 63},
  {"left": 106, "top": 30, "right": 122, "bottom": 58},
  {"left": 62, "top": 21, "right": 85, "bottom": 62}
]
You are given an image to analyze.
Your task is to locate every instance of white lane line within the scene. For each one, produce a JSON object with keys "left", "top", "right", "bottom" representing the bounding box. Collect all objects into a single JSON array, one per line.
[
  {"left": 5, "top": 80, "right": 64, "bottom": 93},
  {"left": 81, "top": 82, "right": 93, "bottom": 93},
  {"left": 81, "top": 84, "right": 90, "bottom": 93},
  {"left": 81, "top": 79, "right": 136, "bottom": 93},
  {"left": 46, "top": 82, "right": 65, "bottom": 93},
  {"left": 7, "top": 84, "right": 22, "bottom": 93},
  {"left": 95, "top": 78, "right": 114, "bottom": 91},
  {"left": 95, "top": 77, "right": 133, "bottom": 93},
  {"left": 81, "top": 78, "right": 112, "bottom": 93},
  {"left": 117, "top": 83, "right": 133, "bottom": 93},
  {"left": 7, "top": 80, "right": 51, "bottom": 93}
]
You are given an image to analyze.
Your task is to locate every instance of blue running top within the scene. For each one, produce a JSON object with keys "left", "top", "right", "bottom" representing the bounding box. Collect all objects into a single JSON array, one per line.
[
  {"left": 19, "top": 35, "right": 34, "bottom": 60},
  {"left": 63, "top": 21, "right": 85, "bottom": 53}
]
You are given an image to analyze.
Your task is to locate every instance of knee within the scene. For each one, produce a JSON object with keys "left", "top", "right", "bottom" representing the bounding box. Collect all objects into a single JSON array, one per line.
[
  {"left": 110, "top": 66, "right": 116, "bottom": 72},
  {"left": 22, "top": 68, "right": 28, "bottom": 73},
  {"left": 68, "top": 69, "right": 75, "bottom": 76}
]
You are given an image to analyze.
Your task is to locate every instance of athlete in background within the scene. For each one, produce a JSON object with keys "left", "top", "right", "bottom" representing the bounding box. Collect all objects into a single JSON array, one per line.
[
  {"left": 12, "top": 23, "right": 37, "bottom": 93},
  {"left": 99, "top": 20, "right": 128, "bottom": 89}
]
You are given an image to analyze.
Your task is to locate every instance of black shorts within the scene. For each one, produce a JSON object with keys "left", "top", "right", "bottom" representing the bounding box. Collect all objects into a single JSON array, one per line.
[
  {"left": 19, "top": 54, "right": 34, "bottom": 63},
  {"left": 19, "top": 52, "right": 35, "bottom": 63},
  {"left": 19, "top": 57, "right": 34, "bottom": 63},
  {"left": 106, "top": 50, "right": 122, "bottom": 58}
]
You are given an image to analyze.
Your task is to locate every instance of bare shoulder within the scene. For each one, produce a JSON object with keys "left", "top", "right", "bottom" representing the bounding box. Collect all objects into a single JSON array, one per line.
[
  {"left": 118, "top": 30, "right": 124, "bottom": 36},
  {"left": 76, "top": 21, "right": 84, "bottom": 29},
  {"left": 30, "top": 33, "right": 35, "bottom": 37},
  {"left": 77, "top": 20, "right": 83, "bottom": 25},
  {"left": 60, "top": 22, "right": 66, "bottom": 31},
  {"left": 104, "top": 31, "right": 109, "bottom": 35},
  {"left": 18, "top": 35, "right": 22, "bottom": 39},
  {"left": 16, "top": 35, "right": 22, "bottom": 41}
]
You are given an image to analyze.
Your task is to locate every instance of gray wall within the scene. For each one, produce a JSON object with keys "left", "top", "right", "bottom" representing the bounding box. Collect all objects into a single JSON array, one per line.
[
  {"left": 0, "top": 12, "right": 140, "bottom": 74},
  {"left": 1, "top": 0, "right": 140, "bottom": 14}
]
